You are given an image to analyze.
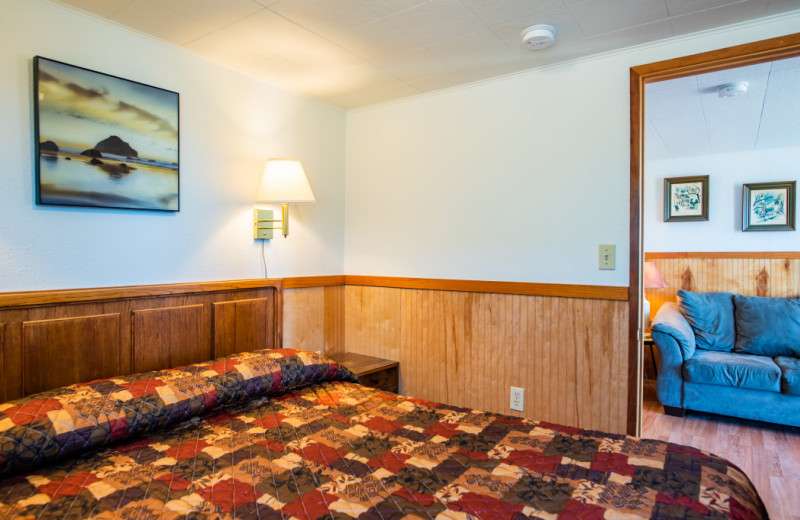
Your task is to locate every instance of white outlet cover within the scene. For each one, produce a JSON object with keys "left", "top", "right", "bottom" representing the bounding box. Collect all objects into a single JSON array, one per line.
[{"left": 510, "top": 386, "right": 524, "bottom": 412}]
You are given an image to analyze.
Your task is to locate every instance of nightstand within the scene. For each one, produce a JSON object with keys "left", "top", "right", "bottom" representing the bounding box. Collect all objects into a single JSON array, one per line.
[
  {"left": 643, "top": 332, "right": 658, "bottom": 380},
  {"left": 328, "top": 352, "right": 399, "bottom": 393}
]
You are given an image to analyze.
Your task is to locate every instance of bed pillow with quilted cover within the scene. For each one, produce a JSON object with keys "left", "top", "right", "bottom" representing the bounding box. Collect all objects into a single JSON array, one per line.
[{"left": 0, "top": 348, "right": 356, "bottom": 477}]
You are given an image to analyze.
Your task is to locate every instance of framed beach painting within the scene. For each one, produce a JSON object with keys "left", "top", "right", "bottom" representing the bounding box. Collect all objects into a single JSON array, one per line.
[
  {"left": 664, "top": 175, "right": 709, "bottom": 222},
  {"left": 742, "top": 181, "right": 796, "bottom": 231},
  {"left": 34, "top": 56, "right": 179, "bottom": 211}
]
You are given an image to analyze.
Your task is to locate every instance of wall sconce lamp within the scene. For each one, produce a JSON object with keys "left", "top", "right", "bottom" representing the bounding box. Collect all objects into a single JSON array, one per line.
[{"left": 254, "top": 159, "right": 315, "bottom": 239}]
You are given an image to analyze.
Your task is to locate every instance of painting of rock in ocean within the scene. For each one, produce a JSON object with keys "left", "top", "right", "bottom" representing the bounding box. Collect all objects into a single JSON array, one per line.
[{"left": 34, "top": 57, "right": 179, "bottom": 211}]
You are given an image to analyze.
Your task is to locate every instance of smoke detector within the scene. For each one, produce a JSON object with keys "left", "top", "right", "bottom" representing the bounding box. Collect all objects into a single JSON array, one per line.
[
  {"left": 521, "top": 24, "right": 557, "bottom": 50},
  {"left": 717, "top": 81, "right": 749, "bottom": 98}
]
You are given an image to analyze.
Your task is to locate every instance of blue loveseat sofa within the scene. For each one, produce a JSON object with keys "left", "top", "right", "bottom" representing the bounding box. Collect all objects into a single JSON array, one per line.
[{"left": 651, "top": 290, "right": 800, "bottom": 427}]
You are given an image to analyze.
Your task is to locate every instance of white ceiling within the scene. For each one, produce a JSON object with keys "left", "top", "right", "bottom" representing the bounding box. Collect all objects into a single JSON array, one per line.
[
  {"left": 645, "top": 55, "right": 800, "bottom": 160},
  {"left": 52, "top": 0, "right": 799, "bottom": 109}
]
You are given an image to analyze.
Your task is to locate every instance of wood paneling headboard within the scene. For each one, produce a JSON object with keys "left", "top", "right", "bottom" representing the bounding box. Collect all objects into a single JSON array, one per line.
[
  {"left": 0, "top": 279, "right": 282, "bottom": 402},
  {"left": 644, "top": 252, "right": 800, "bottom": 321}
]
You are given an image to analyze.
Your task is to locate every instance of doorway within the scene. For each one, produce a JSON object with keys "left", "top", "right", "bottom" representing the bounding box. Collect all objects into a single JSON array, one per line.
[{"left": 628, "top": 33, "right": 800, "bottom": 436}]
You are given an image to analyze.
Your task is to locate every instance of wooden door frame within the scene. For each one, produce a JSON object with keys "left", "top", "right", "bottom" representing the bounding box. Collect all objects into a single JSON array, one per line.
[{"left": 628, "top": 32, "right": 800, "bottom": 435}]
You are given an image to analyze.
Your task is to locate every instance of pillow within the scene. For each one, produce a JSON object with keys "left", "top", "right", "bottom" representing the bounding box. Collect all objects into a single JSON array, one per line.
[
  {"left": 677, "top": 290, "right": 735, "bottom": 351},
  {"left": 0, "top": 348, "right": 356, "bottom": 478},
  {"left": 734, "top": 295, "right": 800, "bottom": 357}
]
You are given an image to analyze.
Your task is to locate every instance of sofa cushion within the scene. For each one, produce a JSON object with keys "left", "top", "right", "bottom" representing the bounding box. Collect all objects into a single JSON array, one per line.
[
  {"left": 734, "top": 295, "right": 800, "bottom": 357},
  {"left": 775, "top": 356, "right": 800, "bottom": 396},
  {"left": 677, "top": 290, "right": 735, "bottom": 351},
  {"left": 651, "top": 302, "right": 696, "bottom": 360},
  {"left": 683, "top": 350, "right": 780, "bottom": 392}
]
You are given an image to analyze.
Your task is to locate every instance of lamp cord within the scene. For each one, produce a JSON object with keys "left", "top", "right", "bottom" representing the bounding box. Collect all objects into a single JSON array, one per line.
[{"left": 261, "top": 240, "right": 268, "bottom": 279}]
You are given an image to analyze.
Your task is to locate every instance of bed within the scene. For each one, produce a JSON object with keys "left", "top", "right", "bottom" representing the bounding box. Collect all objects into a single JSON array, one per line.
[{"left": 0, "top": 348, "right": 768, "bottom": 519}]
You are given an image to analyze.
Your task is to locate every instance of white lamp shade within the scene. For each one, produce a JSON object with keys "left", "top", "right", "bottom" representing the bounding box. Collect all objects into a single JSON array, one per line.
[{"left": 255, "top": 159, "right": 315, "bottom": 203}]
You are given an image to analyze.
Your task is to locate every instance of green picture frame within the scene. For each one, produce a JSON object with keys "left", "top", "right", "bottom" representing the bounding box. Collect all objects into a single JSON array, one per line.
[
  {"left": 664, "top": 175, "right": 709, "bottom": 222},
  {"left": 742, "top": 181, "right": 796, "bottom": 231}
]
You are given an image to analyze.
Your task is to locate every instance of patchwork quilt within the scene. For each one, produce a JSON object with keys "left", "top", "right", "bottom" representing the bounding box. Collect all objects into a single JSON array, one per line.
[{"left": 0, "top": 349, "right": 767, "bottom": 519}]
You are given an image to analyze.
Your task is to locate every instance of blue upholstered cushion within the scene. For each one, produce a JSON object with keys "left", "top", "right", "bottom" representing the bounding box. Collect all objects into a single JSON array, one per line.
[
  {"left": 651, "top": 302, "right": 696, "bottom": 360},
  {"left": 775, "top": 356, "right": 800, "bottom": 396},
  {"left": 677, "top": 290, "right": 735, "bottom": 351},
  {"left": 734, "top": 295, "right": 800, "bottom": 357},
  {"left": 683, "top": 350, "right": 780, "bottom": 392}
]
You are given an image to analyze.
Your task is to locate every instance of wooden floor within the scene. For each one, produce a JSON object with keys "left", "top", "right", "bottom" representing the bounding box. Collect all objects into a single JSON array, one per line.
[{"left": 642, "top": 385, "right": 800, "bottom": 519}]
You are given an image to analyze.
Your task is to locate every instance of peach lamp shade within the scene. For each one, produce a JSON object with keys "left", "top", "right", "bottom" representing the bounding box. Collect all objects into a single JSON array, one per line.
[
  {"left": 643, "top": 261, "right": 666, "bottom": 331},
  {"left": 644, "top": 261, "right": 667, "bottom": 289}
]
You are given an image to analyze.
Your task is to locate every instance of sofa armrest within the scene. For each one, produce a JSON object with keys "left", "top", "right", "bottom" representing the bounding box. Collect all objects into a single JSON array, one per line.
[
  {"left": 650, "top": 302, "right": 695, "bottom": 409},
  {"left": 651, "top": 302, "right": 695, "bottom": 359}
]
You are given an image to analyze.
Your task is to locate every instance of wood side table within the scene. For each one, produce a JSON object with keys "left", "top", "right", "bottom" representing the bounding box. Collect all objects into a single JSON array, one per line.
[
  {"left": 328, "top": 352, "right": 399, "bottom": 393},
  {"left": 644, "top": 332, "right": 658, "bottom": 380}
]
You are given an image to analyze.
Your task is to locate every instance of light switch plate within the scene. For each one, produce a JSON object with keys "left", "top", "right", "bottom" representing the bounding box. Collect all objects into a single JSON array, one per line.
[{"left": 598, "top": 244, "right": 615, "bottom": 270}]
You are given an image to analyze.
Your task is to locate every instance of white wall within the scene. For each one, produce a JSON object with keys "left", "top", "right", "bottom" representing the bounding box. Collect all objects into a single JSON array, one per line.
[
  {"left": 0, "top": 0, "right": 345, "bottom": 292},
  {"left": 3, "top": 3, "right": 799, "bottom": 293},
  {"left": 644, "top": 147, "right": 800, "bottom": 252},
  {"left": 345, "top": 13, "right": 800, "bottom": 286}
]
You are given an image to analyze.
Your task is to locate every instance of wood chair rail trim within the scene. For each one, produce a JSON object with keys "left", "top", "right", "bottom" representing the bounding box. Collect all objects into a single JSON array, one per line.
[
  {"left": 283, "top": 276, "right": 346, "bottom": 289},
  {"left": 0, "top": 276, "right": 627, "bottom": 307},
  {"left": 344, "top": 276, "right": 628, "bottom": 300},
  {"left": 0, "top": 279, "right": 284, "bottom": 309},
  {"left": 645, "top": 252, "right": 800, "bottom": 259}
]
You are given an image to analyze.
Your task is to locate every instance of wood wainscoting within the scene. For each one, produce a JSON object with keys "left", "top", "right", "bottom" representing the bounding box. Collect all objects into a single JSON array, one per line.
[
  {"left": 644, "top": 252, "right": 800, "bottom": 321},
  {"left": 0, "top": 280, "right": 282, "bottom": 402},
  {"left": 2, "top": 276, "right": 630, "bottom": 435},
  {"left": 283, "top": 277, "right": 630, "bottom": 434},
  {"left": 283, "top": 285, "right": 345, "bottom": 355},
  {"left": 342, "top": 286, "right": 629, "bottom": 434}
]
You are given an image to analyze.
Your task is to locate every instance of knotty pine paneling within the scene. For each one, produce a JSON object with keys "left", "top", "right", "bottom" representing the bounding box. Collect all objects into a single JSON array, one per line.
[
  {"left": 213, "top": 298, "right": 270, "bottom": 357},
  {"left": 133, "top": 305, "right": 204, "bottom": 373},
  {"left": 22, "top": 314, "right": 121, "bottom": 395},
  {"left": 644, "top": 254, "right": 800, "bottom": 321},
  {"left": 283, "top": 286, "right": 345, "bottom": 355},
  {"left": 344, "top": 285, "right": 629, "bottom": 434}
]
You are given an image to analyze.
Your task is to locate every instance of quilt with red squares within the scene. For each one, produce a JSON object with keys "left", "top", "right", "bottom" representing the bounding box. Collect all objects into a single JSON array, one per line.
[{"left": 0, "top": 349, "right": 767, "bottom": 519}]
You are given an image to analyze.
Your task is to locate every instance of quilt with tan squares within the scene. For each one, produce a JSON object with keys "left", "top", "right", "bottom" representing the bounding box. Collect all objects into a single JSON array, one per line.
[{"left": 0, "top": 349, "right": 767, "bottom": 519}]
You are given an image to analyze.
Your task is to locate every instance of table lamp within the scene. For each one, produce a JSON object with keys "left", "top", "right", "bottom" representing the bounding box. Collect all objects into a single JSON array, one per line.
[{"left": 643, "top": 261, "right": 666, "bottom": 330}]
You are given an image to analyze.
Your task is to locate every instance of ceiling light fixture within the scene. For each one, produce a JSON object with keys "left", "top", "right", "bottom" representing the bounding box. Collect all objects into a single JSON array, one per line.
[
  {"left": 521, "top": 24, "right": 557, "bottom": 50},
  {"left": 717, "top": 81, "right": 749, "bottom": 98}
]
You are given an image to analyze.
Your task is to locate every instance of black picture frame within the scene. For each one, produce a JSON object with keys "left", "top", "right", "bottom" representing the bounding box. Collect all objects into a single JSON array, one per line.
[
  {"left": 34, "top": 56, "right": 180, "bottom": 211},
  {"left": 742, "top": 181, "right": 796, "bottom": 231},
  {"left": 664, "top": 175, "right": 709, "bottom": 222}
]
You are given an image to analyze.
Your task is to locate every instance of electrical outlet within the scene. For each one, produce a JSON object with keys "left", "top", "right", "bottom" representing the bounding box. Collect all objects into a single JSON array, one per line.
[
  {"left": 510, "top": 386, "right": 524, "bottom": 412},
  {"left": 598, "top": 244, "right": 615, "bottom": 270}
]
